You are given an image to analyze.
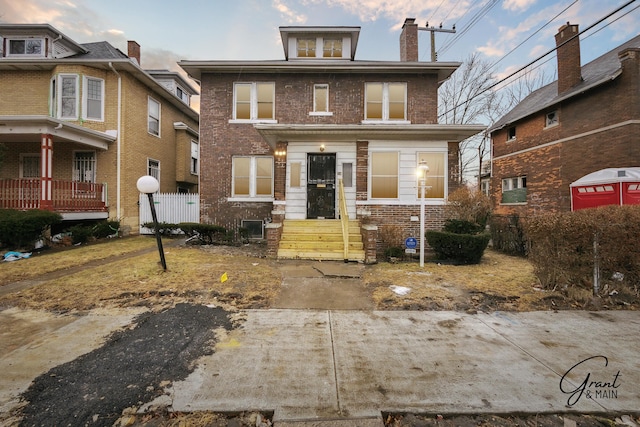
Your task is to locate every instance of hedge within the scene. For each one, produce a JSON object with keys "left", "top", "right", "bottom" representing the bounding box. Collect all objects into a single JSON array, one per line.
[
  {"left": 426, "top": 230, "right": 491, "bottom": 264},
  {"left": 0, "top": 209, "right": 62, "bottom": 249}
]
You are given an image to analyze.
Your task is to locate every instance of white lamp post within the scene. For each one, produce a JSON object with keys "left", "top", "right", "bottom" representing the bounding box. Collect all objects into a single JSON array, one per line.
[
  {"left": 417, "top": 160, "right": 430, "bottom": 268},
  {"left": 136, "top": 175, "right": 167, "bottom": 271}
]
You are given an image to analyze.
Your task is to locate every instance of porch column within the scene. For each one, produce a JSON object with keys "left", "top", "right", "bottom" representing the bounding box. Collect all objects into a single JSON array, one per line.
[{"left": 40, "top": 134, "right": 54, "bottom": 210}]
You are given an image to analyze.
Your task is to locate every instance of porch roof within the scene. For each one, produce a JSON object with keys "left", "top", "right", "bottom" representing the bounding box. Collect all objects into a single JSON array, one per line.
[
  {"left": 0, "top": 116, "right": 116, "bottom": 150},
  {"left": 253, "top": 123, "right": 486, "bottom": 148}
]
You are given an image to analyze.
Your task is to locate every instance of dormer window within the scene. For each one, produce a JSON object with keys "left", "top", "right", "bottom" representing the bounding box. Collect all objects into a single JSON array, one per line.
[
  {"left": 8, "top": 38, "right": 44, "bottom": 56},
  {"left": 323, "top": 38, "right": 342, "bottom": 57},
  {"left": 297, "top": 38, "right": 316, "bottom": 58}
]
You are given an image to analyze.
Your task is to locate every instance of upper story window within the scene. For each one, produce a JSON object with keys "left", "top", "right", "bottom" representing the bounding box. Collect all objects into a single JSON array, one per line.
[
  {"left": 370, "top": 151, "right": 399, "bottom": 199},
  {"left": 233, "top": 82, "right": 275, "bottom": 122},
  {"left": 364, "top": 83, "right": 407, "bottom": 122},
  {"left": 507, "top": 126, "right": 516, "bottom": 141},
  {"left": 545, "top": 110, "right": 559, "bottom": 128},
  {"left": 232, "top": 156, "right": 274, "bottom": 198},
  {"left": 416, "top": 152, "right": 446, "bottom": 199},
  {"left": 191, "top": 140, "right": 199, "bottom": 175},
  {"left": 502, "top": 176, "right": 527, "bottom": 203},
  {"left": 311, "top": 84, "right": 331, "bottom": 115},
  {"left": 83, "top": 77, "right": 104, "bottom": 121},
  {"left": 297, "top": 38, "right": 316, "bottom": 58},
  {"left": 59, "top": 74, "right": 78, "bottom": 119},
  {"left": 8, "top": 38, "right": 44, "bottom": 56},
  {"left": 323, "top": 38, "right": 342, "bottom": 57},
  {"left": 148, "top": 97, "right": 161, "bottom": 136}
]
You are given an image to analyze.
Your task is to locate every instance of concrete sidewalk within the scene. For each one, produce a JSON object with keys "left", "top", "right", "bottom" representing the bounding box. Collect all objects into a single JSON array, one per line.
[{"left": 155, "top": 309, "right": 639, "bottom": 424}]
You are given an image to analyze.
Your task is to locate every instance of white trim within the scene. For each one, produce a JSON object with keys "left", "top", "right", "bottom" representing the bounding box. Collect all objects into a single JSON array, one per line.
[
  {"left": 58, "top": 74, "right": 79, "bottom": 120},
  {"left": 494, "top": 120, "right": 640, "bottom": 161},
  {"left": 231, "top": 156, "right": 274, "bottom": 198},
  {"left": 147, "top": 96, "right": 161, "bottom": 137},
  {"left": 313, "top": 83, "right": 329, "bottom": 113},
  {"left": 364, "top": 82, "right": 407, "bottom": 122},
  {"left": 368, "top": 150, "right": 400, "bottom": 200},
  {"left": 232, "top": 82, "right": 275, "bottom": 121},
  {"left": 147, "top": 158, "right": 161, "bottom": 188},
  {"left": 6, "top": 37, "right": 45, "bottom": 57},
  {"left": 356, "top": 199, "right": 446, "bottom": 206},
  {"left": 227, "top": 197, "right": 275, "bottom": 202}
]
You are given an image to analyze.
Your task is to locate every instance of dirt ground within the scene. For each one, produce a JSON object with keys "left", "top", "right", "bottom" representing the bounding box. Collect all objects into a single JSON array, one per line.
[{"left": 1, "top": 237, "right": 639, "bottom": 426}]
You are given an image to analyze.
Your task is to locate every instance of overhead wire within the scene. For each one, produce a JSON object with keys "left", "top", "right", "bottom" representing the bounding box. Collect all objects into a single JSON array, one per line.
[
  {"left": 439, "top": 0, "right": 500, "bottom": 55},
  {"left": 439, "top": 0, "right": 639, "bottom": 119}
]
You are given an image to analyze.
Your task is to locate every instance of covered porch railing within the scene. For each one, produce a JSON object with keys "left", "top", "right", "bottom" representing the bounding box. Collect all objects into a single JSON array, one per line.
[{"left": 0, "top": 179, "right": 107, "bottom": 212}]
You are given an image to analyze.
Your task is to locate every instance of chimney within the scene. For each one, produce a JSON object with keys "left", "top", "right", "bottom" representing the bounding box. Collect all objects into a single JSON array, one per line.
[
  {"left": 400, "top": 18, "right": 419, "bottom": 62},
  {"left": 555, "top": 22, "right": 581, "bottom": 94},
  {"left": 127, "top": 40, "right": 141, "bottom": 65}
]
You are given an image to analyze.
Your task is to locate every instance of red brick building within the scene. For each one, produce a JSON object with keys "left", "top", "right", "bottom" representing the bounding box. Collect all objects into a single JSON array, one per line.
[
  {"left": 180, "top": 19, "right": 483, "bottom": 262},
  {"left": 489, "top": 23, "right": 640, "bottom": 217}
]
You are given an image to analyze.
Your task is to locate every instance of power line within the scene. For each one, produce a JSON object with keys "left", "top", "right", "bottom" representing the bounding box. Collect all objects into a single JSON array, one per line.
[
  {"left": 439, "top": 0, "right": 639, "bottom": 119},
  {"left": 439, "top": 0, "right": 500, "bottom": 55}
]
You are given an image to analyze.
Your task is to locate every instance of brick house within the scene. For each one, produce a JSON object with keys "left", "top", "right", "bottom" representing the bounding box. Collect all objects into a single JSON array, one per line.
[
  {"left": 180, "top": 19, "right": 484, "bottom": 262},
  {"left": 0, "top": 24, "right": 199, "bottom": 232},
  {"left": 488, "top": 23, "right": 640, "bottom": 217}
]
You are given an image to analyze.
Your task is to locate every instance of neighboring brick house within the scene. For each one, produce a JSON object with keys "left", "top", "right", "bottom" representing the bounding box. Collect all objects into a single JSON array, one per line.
[
  {"left": 180, "top": 19, "right": 484, "bottom": 261},
  {"left": 0, "top": 24, "right": 199, "bottom": 232},
  {"left": 488, "top": 23, "right": 640, "bottom": 217}
]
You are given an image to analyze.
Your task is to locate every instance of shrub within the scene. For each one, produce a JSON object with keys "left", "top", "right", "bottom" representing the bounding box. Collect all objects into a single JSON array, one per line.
[
  {"left": 443, "top": 219, "right": 484, "bottom": 235},
  {"left": 178, "top": 222, "right": 227, "bottom": 245},
  {"left": 525, "top": 205, "right": 640, "bottom": 292},
  {"left": 445, "top": 187, "right": 492, "bottom": 228},
  {"left": 490, "top": 214, "right": 527, "bottom": 256},
  {"left": 426, "top": 230, "right": 491, "bottom": 264},
  {"left": 0, "top": 209, "right": 62, "bottom": 249},
  {"left": 92, "top": 220, "right": 120, "bottom": 239},
  {"left": 384, "top": 246, "right": 404, "bottom": 259},
  {"left": 142, "top": 222, "right": 181, "bottom": 236},
  {"left": 68, "top": 224, "right": 93, "bottom": 245}
]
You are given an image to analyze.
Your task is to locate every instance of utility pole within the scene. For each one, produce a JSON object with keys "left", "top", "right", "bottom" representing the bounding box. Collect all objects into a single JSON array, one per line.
[{"left": 418, "top": 22, "right": 456, "bottom": 61}]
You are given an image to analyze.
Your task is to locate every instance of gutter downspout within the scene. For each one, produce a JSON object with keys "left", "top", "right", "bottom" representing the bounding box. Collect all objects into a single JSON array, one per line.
[{"left": 109, "top": 62, "right": 122, "bottom": 221}]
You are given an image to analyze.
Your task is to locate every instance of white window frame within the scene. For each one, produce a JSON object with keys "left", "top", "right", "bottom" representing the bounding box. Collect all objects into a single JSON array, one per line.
[
  {"left": 369, "top": 151, "right": 399, "bottom": 200},
  {"left": 501, "top": 175, "right": 527, "bottom": 204},
  {"left": 148, "top": 96, "right": 161, "bottom": 137},
  {"left": 72, "top": 151, "right": 97, "bottom": 183},
  {"left": 148, "top": 158, "right": 160, "bottom": 187},
  {"left": 296, "top": 38, "right": 316, "bottom": 58},
  {"left": 230, "top": 156, "right": 274, "bottom": 200},
  {"left": 58, "top": 74, "right": 79, "bottom": 120},
  {"left": 231, "top": 82, "right": 276, "bottom": 123},
  {"left": 190, "top": 140, "right": 199, "bottom": 175},
  {"left": 7, "top": 38, "right": 45, "bottom": 57},
  {"left": 82, "top": 76, "right": 105, "bottom": 121},
  {"left": 322, "top": 38, "right": 343, "bottom": 58},
  {"left": 363, "top": 82, "right": 408, "bottom": 123},
  {"left": 416, "top": 152, "right": 447, "bottom": 200},
  {"left": 310, "top": 84, "right": 332, "bottom": 116}
]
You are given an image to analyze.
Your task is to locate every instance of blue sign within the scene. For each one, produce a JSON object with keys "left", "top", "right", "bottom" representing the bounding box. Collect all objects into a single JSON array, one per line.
[{"left": 405, "top": 237, "right": 417, "bottom": 249}]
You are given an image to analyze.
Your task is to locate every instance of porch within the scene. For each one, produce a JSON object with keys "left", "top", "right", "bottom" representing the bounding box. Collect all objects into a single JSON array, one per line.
[{"left": 0, "top": 179, "right": 108, "bottom": 214}]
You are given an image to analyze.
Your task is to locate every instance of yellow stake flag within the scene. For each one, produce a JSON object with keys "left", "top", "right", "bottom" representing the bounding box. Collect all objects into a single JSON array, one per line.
[{"left": 220, "top": 272, "right": 228, "bottom": 283}]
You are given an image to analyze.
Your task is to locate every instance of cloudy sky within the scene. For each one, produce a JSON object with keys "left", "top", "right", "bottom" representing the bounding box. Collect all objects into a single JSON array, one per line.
[{"left": 1, "top": 0, "right": 638, "bottom": 100}]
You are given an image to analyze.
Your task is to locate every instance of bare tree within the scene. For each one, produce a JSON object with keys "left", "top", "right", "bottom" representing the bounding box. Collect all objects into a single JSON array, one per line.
[{"left": 439, "top": 53, "right": 504, "bottom": 186}]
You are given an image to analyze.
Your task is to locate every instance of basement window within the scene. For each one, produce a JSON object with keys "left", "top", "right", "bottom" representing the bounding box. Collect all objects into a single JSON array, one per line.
[{"left": 241, "top": 220, "right": 264, "bottom": 239}]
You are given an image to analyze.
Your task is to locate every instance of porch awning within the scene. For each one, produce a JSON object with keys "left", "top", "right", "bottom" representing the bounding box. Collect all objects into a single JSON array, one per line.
[
  {"left": 253, "top": 123, "right": 486, "bottom": 149},
  {"left": 0, "top": 115, "right": 116, "bottom": 150}
]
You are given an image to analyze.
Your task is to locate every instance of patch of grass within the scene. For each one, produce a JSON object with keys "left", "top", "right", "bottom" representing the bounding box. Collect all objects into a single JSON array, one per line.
[
  {"left": 0, "top": 237, "right": 157, "bottom": 286},
  {"left": 0, "top": 245, "right": 281, "bottom": 312}
]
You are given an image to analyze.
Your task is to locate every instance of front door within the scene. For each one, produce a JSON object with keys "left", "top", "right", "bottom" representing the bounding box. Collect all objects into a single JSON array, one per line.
[{"left": 307, "top": 153, "right": 336, "bottom": 219}]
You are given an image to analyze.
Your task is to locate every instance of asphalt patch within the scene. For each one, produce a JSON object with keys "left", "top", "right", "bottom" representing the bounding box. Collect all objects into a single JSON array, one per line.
[{"left": 18, "top": 303, "right": 233, "bottom": 427}]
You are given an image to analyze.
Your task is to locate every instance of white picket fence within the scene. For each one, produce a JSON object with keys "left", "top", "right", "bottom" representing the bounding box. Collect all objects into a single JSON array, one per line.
[{"left": 139, "top": 193, "right": 199, "bottom": 234}]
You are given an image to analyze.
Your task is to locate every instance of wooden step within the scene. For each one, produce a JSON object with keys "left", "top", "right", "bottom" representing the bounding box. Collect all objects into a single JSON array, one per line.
[
  {"left": 277, "top": 219, "right": 364, "bottom": 261},
  {"left": 277, "top": 248, "right": 366, "bottom": 261}
]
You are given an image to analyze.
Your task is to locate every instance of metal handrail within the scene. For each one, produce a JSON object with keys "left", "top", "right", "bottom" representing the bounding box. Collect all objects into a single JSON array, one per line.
[{"left": 338, "top": 178, "right": 349, "bottom": 261}]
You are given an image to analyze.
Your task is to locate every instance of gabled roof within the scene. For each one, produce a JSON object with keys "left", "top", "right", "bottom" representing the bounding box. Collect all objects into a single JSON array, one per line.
[
  {"left": 488, "top": 34, "right": 640, "bottom": 133},
  {"left": 0, "top": 23, "right": 88, "bottom": 56},
  {"left": 146, "top": 69, "right": 199, "bottom": 95},
  {"left": 76, "top": 42, "right": 128, "bottom": 60}
]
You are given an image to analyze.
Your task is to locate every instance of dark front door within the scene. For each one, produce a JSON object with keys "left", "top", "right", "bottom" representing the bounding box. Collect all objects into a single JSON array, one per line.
[{"left": 307, "top": 153, "right": 336, "bottom": 219}]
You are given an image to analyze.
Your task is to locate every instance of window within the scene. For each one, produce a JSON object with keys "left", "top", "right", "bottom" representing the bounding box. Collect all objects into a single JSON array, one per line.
[
  {"left": 323, "top": 38, "right": 342, "bottom": 57},
  {"left": 148, "top": 97, "right": 160, "bottom": 136},
  {"left": 241, "top": 220, "right": 264, "bottom": 239},
  {"left": 8, "top": 38, "right": 43, "bottom": 56},
  {"left": 148, "top": 159, "right": 160, "bottom": 185},
  {"left": 416, "top": 153, "right": 446, "bottom": 199},
  {"left": 342, "top": 163, "right": 353, "bottom": 187},
  {"left": 481, "top": 179, "right": 490, "bottom": 197},
  {"left": 365, "top": 83, "right": 407, "bottom": 121},
  {"left": 233, "top": 83, "right": 275, "bottom": 121},
  {"left": 83, "top": 77, "right": 104, "bottom": 121},
  {"left": 297, "top": 38, "right": 316, "bottom": 57},
  {"left": 290, "top": 162, "right": 301, "bottom": 187},
  {"left": 20, "top": 154, "right": 40, "bottom": 178},
  {"left": 313, "top": 84, "right": 329, "bottom": 114},
  {"left": 370, "top": 152, "right": 398, "bottom": 199},
  {"left": 59, "top": 75, "right": 78, "bottom": 119},
  {"left": 73, "top": 152, "right": 96, "bottom": 183},
  {"left": 190, "top": 140, "right": 199, "bottom": 174},
  {"left": 507, "top": 126, "right": 516, "bottom": 140},
  {"left": 232, "top": 156, "right": 274, "bottom": 198},
  {"left": 545, "top": 110, "right": 559, "bottom": 128},
  {"left": 502, "top": 176, "right": 527, "bottom": 203}
]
